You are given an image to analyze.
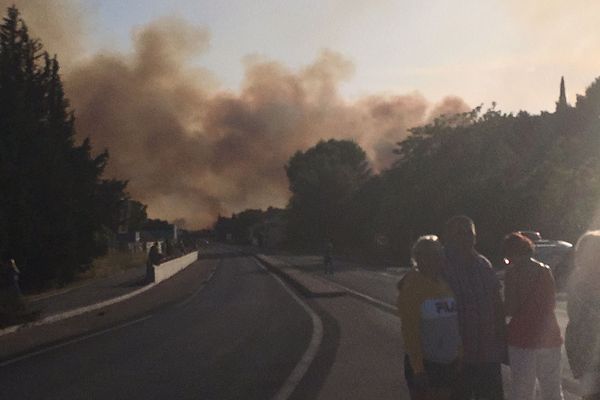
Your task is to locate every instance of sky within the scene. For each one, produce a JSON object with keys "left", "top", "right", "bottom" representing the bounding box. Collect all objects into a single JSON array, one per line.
[
  {"left": 3, "top": 0, "right": 600, "bottom": 227},
  {"left": 79, "top": 0, "right": 600, "bottom": 114}
]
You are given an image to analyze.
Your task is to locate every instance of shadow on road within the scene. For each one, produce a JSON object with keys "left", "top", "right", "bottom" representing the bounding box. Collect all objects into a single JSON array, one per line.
[{"left": 197, "top": 252, "right": 248, "bottom": 260}]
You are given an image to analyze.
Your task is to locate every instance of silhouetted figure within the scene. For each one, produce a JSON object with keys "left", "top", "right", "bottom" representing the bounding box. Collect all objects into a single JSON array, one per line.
[
  {"left": 442, "top": 216, "right": 506, "bottom": 400},
  {"left": 324, "top": 240, "right": 334, "bottom": 274},
  {"left": 146, "top": 242, "right": 162, "bottom": 283},
  {"left": 7, "top": 258, "right": 21, "bottom": 297},
  {"left": 1, "top": 253, "right": 25, "bottom": 315}
]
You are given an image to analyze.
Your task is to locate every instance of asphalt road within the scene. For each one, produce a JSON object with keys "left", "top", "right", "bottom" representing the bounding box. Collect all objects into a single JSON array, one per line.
[
  {"left": 2, "top": 247, "right": 578, "bottom": 399},
  {"left": 0, "top": 252, "right": 313, "bottom": 400}
]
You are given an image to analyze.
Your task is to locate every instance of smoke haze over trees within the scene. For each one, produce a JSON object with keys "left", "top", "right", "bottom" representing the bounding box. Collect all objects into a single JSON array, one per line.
[
  {"left": 8, "top": 2, "right": 600, "bottom": 266},
  {"left": 0, "top": 2, "right": 469, "bottom": 228},
  {"left": 276, "top": 78, "right": 600, "bottom": 263}
]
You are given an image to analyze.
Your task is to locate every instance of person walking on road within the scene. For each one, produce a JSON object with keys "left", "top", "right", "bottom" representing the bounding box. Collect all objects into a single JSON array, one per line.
[
  {"left": 566, "top": 231, "right": 600, "bottom": 399},
  {"left": 397, "top": 235, "right": 462, "bottom": 400},
  {"left": 442, "top": 215, "right": 506, "bottom": 400},
  {"left": 503, "top": 232, "right": 564, "bottom": 400}
]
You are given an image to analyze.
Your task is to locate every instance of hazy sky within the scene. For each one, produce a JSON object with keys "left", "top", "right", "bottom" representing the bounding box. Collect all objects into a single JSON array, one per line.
[
  {"left": 4, "top": 0, "right": 600, "bottom": 226},
  {"left": 78, "top": 0, "right": 600, "bottom": 114}
]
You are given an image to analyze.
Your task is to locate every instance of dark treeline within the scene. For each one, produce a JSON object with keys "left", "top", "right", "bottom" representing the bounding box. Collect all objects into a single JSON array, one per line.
[
  {"left": 219, "top": 77, "right": 600, "bottom": 265},
  {"left": 0, "top": 7, "right": 142, "bottom": 289}
]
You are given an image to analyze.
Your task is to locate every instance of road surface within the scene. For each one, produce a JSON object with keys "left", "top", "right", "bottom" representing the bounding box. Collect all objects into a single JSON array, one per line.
[{"left": 0, "top": 247, "right": 581, "bottom": 399}]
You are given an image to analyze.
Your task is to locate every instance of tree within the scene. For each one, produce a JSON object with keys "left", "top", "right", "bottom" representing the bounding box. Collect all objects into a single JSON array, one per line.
[
  {"left": 0, "top": 7, "right": 127, "bottom": 288},
  {"left": 285, "top": 139, "right": 372, "bottom": 248}
]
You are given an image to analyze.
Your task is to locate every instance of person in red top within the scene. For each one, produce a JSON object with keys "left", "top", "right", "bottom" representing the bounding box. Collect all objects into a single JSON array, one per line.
[{"left": 503, "top": 232, "right": 564, "bottom": 400}]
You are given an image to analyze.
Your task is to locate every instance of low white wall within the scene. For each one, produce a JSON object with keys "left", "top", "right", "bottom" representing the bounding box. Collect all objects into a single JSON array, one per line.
[{"left": 153, "top": 251, "right": 199, "bottom": 283}]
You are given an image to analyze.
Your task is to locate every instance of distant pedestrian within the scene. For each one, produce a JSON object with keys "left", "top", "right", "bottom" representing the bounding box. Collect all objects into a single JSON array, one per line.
[
  {"left": 8, "top": 258, "right": 21, "bottom": 297},
  {"left": 397, "top": 235, "right": 462, "bottom": 400},
  {"left": 565, "top": 231, "right": 600, "bottom": 399},
  {"left": 146, "top": 242, "right": 162, "bottom": 283},
  {"left": 503, "top": 232, "right": 564, "bottom": 400},
  {"left": 442, "top": 215, "right": 506, "bottom": 400},
  {"left": 324, "top": 240, "right": 334, "bottom": 274},
  {"left": 0, "top": 252, "right": 25, "bottom": 315},
  {"left": 1, "top": 253, "right": 21, "bottom": 297}
]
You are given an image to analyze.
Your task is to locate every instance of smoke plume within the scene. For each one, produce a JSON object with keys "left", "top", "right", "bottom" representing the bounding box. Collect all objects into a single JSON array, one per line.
[
  {"left": 3, "top": 5, "right": 469, "bottom": 227},
  {"left": 0, "top": 0, "right": 86, "bottom": 66}
]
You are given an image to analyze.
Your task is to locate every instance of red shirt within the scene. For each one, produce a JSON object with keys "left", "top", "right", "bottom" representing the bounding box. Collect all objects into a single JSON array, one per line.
[{"left": 506, "top": 264, "right": 562, "bottom": 348}]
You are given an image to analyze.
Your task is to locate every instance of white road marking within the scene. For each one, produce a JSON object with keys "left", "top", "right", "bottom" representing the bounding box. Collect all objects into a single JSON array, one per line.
[
  {"left": 0, "top": 315, "right": 153, "bottom": 368},
  {"left": 253, "top": 258, "right": 324, "bottom": 400},
  {"left": 316, "top": 275, "right": 398, "bottom": 313},
  {"left": 175, "top": 265, "right": 219, "bottom": 309},
  {"left": 0, "top": 283, "right": 158, "bottom": 337}
]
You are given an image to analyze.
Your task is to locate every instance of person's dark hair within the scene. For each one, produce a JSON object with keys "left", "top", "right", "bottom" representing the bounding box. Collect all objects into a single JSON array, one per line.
[
  {"left": 502, "top": 232, "right": 534, "bottom": 259},
  {"left": 442, "top": 215, "right": 475, "bottom": 244}
]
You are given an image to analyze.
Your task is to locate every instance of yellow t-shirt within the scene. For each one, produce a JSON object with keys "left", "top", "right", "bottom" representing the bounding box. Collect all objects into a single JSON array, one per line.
[{"left": 397, "top": 270, "right": 461, "bottom": 373}]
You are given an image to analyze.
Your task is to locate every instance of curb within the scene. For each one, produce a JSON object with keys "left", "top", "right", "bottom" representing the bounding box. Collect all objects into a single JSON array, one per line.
[
  {"left": 255, "top": 254, "right": 345, "bottom": 297},
  {"left": 0, "top": 282, "right": 156, "bottom": 338},
  {"left": 0, "top": 252, "right": 199, "bottom": 338}
]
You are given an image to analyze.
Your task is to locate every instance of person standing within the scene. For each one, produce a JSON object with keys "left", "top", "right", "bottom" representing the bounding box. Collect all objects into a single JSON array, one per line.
[
  {"left": 565, "top": 231, "right": 600, "bottom": 399},
  {"left": 442, "top": 215, "right": 506, "bottom": 400},
  {"left": 398, "top": 235, "right": 462, "bottom": 400},
  {"left": 146, "top": 242, "right": 162, "bottom": 283},
  {"left": 503, "top": 232, "right": 564, "bottom": 400},
  {"left": 7, "top": 258, "right": 21, "bottom": 297}
]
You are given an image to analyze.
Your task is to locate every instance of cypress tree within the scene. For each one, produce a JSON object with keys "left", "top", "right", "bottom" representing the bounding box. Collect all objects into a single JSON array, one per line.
[{"left": 0, "top": 7, "right": 126, "bottom": 288}]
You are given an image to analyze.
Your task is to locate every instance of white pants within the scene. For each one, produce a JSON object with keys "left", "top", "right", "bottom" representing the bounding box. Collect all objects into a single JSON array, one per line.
[{"left": 509, "top": 345, "right": 565, "bottom": 400}]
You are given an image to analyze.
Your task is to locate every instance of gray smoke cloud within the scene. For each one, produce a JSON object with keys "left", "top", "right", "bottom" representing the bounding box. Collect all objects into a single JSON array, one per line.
[{"left": 2, "top": 5, "right": 469, "bottom": 227}]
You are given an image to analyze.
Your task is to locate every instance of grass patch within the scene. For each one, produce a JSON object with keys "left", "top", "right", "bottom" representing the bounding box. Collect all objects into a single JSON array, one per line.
[{"left": 81, "top": 251, "right": 146, "bottom": 280}]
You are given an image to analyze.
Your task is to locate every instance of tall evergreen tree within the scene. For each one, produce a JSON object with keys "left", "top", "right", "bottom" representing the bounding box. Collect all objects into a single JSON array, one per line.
[{"left": 0, "top": 7, "right": 127, "bottom": 288}]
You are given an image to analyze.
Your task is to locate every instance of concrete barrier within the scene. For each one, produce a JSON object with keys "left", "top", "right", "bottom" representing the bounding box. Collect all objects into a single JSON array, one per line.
[{"left": 154, "top": 251, "right": 199, "bottom": 283}]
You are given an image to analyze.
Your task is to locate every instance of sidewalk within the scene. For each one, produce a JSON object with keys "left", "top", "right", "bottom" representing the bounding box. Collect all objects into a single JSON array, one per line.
[
  {"left": 0, "top": 249, "right": 223, "bottom": 363},
  {"left": 24, "top": 265, "right": 147, "bottom": 323},
  {"left": 1, "top": 250, "right": 204, "bottom": 337}
]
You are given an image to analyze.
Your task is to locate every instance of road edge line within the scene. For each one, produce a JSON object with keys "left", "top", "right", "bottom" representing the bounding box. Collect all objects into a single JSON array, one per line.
[
  {"left": 0, "top": 315, "right": 153, "bottom": 368},
  {"left": 315, "top": 274, "right": 398, "bottom": 313},
  {"left": 253, "top": 257, "right": 324, "bottom": 400}
]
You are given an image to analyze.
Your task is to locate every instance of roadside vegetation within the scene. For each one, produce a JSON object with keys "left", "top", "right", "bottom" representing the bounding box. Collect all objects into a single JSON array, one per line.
[
  {"left": 77, "top": 251, "right": 147, "bottom": 281},
  {"left": 217, "top": 80, "right": 600, "bottom": 264},
  {"left": 0, "top": 7, "right": 153, "bottom": 323}
]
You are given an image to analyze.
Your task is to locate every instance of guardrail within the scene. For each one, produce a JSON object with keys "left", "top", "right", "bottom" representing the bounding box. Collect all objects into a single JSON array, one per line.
[{"left": 153, "top": 251, "right": 199, "bottom": 283}]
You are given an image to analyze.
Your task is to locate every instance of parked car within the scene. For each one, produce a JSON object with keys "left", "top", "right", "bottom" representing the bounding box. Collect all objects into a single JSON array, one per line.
[
  {"left": 517, "top": 230, "right": 543, "bottom": 242},
  {"left": 516, "top": 231, "right": 573, "bottom": 289},
  {"left": 532, "top": 240, "right": 573, "bottom": 289}
]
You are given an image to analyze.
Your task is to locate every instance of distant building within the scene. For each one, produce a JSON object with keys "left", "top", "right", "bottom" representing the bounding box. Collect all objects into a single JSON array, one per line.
[
  {"left": 556, "top": 76, "right": 570, "bottom": 113},
  {"left": 116, "top": 224, "right": 178, "bottom": 254}
]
